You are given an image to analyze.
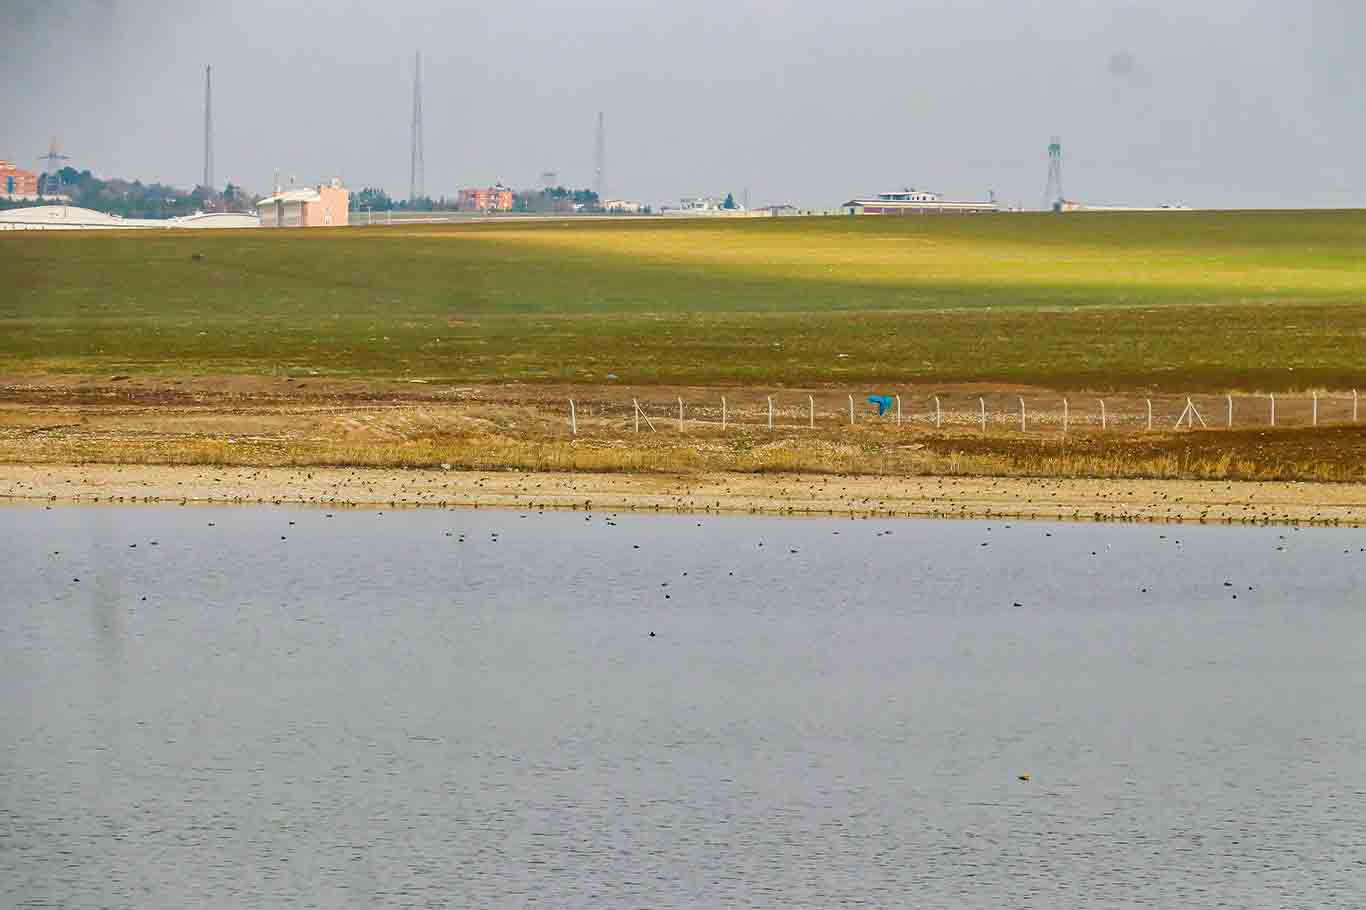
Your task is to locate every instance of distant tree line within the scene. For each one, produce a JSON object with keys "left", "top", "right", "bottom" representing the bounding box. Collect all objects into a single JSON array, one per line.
[
  {"left": 0, "top": 167, "right": 259, "bottom": 218},
  {"left": 349, "top": 188, "right": 461, "bottom": 212},
  {"left": 348, "top": 185, "right": 609, "bottom": 213},
  {"left": 514, "top": 186, "right": 600, "bottom": 213}
]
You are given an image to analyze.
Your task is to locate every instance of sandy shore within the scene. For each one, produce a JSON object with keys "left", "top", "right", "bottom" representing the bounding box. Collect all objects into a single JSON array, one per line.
[{"left": 3, "top": 463, "right": 1365, "bottom": 526}]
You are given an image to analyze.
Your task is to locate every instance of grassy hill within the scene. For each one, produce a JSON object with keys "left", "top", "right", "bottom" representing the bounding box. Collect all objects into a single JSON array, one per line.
[{"left": 5, "top": 211, "right": 1366, "bottom": 390}]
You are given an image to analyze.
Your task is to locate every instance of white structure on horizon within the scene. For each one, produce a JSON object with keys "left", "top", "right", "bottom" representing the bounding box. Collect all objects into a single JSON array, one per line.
[
  {"left": 0, "top": 204, "right": 259, "bottom": 230},
  {"left": 603, "top": 199, "right": 644, "bottom": 213},
  {"left": 843, "top": 188, "right": 998, "bottom": 215},
  {"left": 1059, "top": 200, "right": 1194, "bottom": 213},
  {"left": 258, "top": 179, "right": 349, "bottom": 227},
  {"left": 661, "top": 194, "right": 747, "bottom": 216}
]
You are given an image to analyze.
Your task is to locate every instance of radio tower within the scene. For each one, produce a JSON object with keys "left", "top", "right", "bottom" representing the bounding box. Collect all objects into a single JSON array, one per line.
[
  {"left": 203, "top": 65, "right": 214, "bottom": 190},
  {"left": 1043, "top": 136, "right": 1064, "bottom": 212},
  {"left": 409, "top": 51, "right": 425, "bottom": 202},
  {"left": 593, "top": 111, "right": 605, "bottom": 204},
  {"left": 37, "top": 137, "right": 70, "bottom": 197}
]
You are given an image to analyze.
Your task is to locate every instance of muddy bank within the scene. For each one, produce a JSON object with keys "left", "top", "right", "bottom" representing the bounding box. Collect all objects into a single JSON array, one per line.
[{"left": 4, "top": 464, "right": 1364, "bottom": 526}]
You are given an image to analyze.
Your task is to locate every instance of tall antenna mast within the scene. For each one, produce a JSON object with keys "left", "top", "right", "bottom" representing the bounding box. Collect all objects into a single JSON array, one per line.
[
  {"left": 1044, "top": 136, "right": 1064, "bottom": 212},
  {"left": 203, "top": 65, "right": 214, "bottom": 190},
  {"left": 593, "top": 111, "right": 605, "bottom": 204},
  {"left": 410, "top": 51, "right": 425, "bottom": 202},
  {"left": 36, "top": 137, "right": 71, "bottom": 197}
]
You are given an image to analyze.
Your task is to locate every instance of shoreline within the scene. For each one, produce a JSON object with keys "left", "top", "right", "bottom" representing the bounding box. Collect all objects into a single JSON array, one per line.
[{"left": 4, "top": 464, "right": 1365, "bottom": 526}]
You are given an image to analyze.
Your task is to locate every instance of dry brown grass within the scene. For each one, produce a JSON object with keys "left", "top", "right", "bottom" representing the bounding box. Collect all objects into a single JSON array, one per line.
[
  {"left": 5, "top": 425, "right": 1363, "bottom": 484},
  {"left": 4, "top": 376, "right": 1364, "bottom": 484}
]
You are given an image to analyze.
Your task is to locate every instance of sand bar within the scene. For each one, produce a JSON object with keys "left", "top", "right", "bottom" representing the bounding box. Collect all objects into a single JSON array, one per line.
[{"left": 3, "top": 464, "right": 1366, "bottom": 526}]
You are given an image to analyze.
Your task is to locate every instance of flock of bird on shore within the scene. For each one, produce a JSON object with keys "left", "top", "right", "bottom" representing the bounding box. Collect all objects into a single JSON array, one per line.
[{"left": 7, "top": 466, "right": 1365, "bottom": 528}]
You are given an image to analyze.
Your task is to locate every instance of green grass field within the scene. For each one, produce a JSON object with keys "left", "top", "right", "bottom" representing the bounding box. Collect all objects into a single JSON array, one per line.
[{"left": 5, "top": 211, "right": 1366, "bottom": 390}]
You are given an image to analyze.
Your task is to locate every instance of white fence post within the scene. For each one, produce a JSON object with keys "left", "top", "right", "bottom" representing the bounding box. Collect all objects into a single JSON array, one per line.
[
  {"left": 979, "top": 397, "right": 986, "bottom": 432},
  {"left": 721, "top": 396, "right": 727, "bottom": 430},
  {"left": 569, "top": 399, "right": 577, "bottom": 435},
  {"left": 895, "top": 395, "right": 901, "bottom": 427},
  {"left": 1019, "top": 397, "right": 1026, "bottom": 432},
  {"left": 1186, "top": 397, "right": 1207, "bottom": 429},
  {"left": 1270, "top": 393, "right": 1276, "bottom": 427},
  {"left": 768, "top": 396, "right": 774, "bottom": 430},
  {"left": 1063, "top": 398, "right": 1069, "bottom": 434},
  {"left": 849, "top": 395, "right": 855, "bottom": 426},
  {"left": 1312, "top": 392, "right": 1318, "bottom": 427},
  {"left": 1098, "top": 399, "right": 1107, "bottom": 431},
  {"left": 631, "top": 398, "right": 657, "bottom": 433},
  {"left": 934, "top": 395, "right": 942, "bottom": 429},
  {"left": 1227, "top": 394, "right": 1233, "bottom": 429},
  {"left": 1355, "top": 389, "right": 1359, "bottom": 423},
  {"left": 678, "top": 397, "right": 684, "bottom": 432},
  {"left": 809, "top": 394, "right": 815, "bottom": 429},
  {"left": 1146, "top": 399, "right": 1153, "bottom": 431}
]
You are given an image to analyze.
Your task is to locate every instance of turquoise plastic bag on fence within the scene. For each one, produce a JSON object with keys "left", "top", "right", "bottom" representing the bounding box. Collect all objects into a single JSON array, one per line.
[{"left": 868, "top": 395, "right": 894, "bottom": 416}]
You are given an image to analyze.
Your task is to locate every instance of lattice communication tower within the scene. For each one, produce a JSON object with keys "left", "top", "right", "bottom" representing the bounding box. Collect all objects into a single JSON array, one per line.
[{"left": 1044, "top": 136, "right": 1064, "bottom": 212}]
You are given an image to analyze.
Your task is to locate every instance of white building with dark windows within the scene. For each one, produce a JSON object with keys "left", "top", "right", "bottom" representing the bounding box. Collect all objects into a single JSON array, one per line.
[
  {"left": 659, "top": 195, "right": 751, "bottom": 216},
  {"left": 843, "top": 188, "right": 998, "bottom": 215}
]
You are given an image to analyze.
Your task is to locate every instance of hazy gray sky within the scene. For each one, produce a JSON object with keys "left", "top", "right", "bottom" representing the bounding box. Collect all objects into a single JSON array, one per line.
[{"left": 5, "top": 0, "right": 1363, "bottom": 208}]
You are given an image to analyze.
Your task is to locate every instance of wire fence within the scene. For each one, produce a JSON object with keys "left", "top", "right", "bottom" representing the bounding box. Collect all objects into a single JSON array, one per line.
[{"left": 561, "top": 390, "right": 1363, "bottom": 436}]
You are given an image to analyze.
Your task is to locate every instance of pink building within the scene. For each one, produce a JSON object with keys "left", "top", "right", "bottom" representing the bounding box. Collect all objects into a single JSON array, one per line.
[
  {"left": 258, "top": 180, "right": 349, "bottom": 227},
  {"left": 1, "top": 160, "right": 40, "bottom": 199},
  {"left": 457, "top": 184, "right": 514, "bottom": 212}
]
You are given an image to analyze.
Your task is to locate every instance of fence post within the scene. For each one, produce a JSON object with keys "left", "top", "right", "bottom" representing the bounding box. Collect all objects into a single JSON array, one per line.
[
  {"left": 849, "top": 395, "right": 854, "bottom": 426},
  {"left": 1355, "top": 389, "right": 1359, "bottom": 423},
  {"left": 809, "top": 395, "right": 815, "bottom": 429},
  {"left": 1227, "top": 394, "right": 1233, "bottom": 429},
  {"left": 678, "top": 397, "right": 684, "bottom": 432},
  {"left": 768, "top": 396, "right": 773, "bottom": 430},
  {"left": 1019, "top": 397, "right": 1026, "bottom": 432},
  {"left": 1098, "top": 399, "right": 1107, "bottom": 431},
  {"left": 895, "top": 395, "right": 901, "bottom": 427},
  {"left": 569, "top": 399, "right": 577, "bottom": 435},
  {"left": 1186, "top": 396, "right": 1207, "bottom": 429},
  {"left": 1146, "top": 399, "right": 1153, "bottom": 431},
  {"left": 979, "top": 397, "right": 986, "bottom": 432},
  {"left": 1063, "top": 398, "right": 1069, "bottom": 434},
  {"left": 721, "top": 396, "right": 727, "bottom": 430},
  {"left": 934, "top": 396, "right": 942, "bottom": 429},
  {"left": 631, "top": 398, "right": 657, "bottom": 433},
  {"left": 1270, "top": 393, "right": 1275, "bottom": 427},
  {"left": 1312, "top": 392, "right": 1318, "bottom": 427}
]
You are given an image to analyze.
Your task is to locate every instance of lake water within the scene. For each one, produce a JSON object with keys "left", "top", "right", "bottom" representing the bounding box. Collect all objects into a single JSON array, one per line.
[{"left": 2, "top": 504, "right": 1364, "bottom": 908}]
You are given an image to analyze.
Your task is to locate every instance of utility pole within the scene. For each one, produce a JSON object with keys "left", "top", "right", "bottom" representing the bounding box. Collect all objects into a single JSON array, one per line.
[
  {"left": 410, "top": 51, "right": 425, "bottom": 202},
  {"left": 36, "top": 137, "right": 70, "bottom": 197},
  {"left": 593, "top": 111, "right": 605, "bottom": 204},
  {"left": 203, "top": 65, "right": 214, "bottom": 191}
]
